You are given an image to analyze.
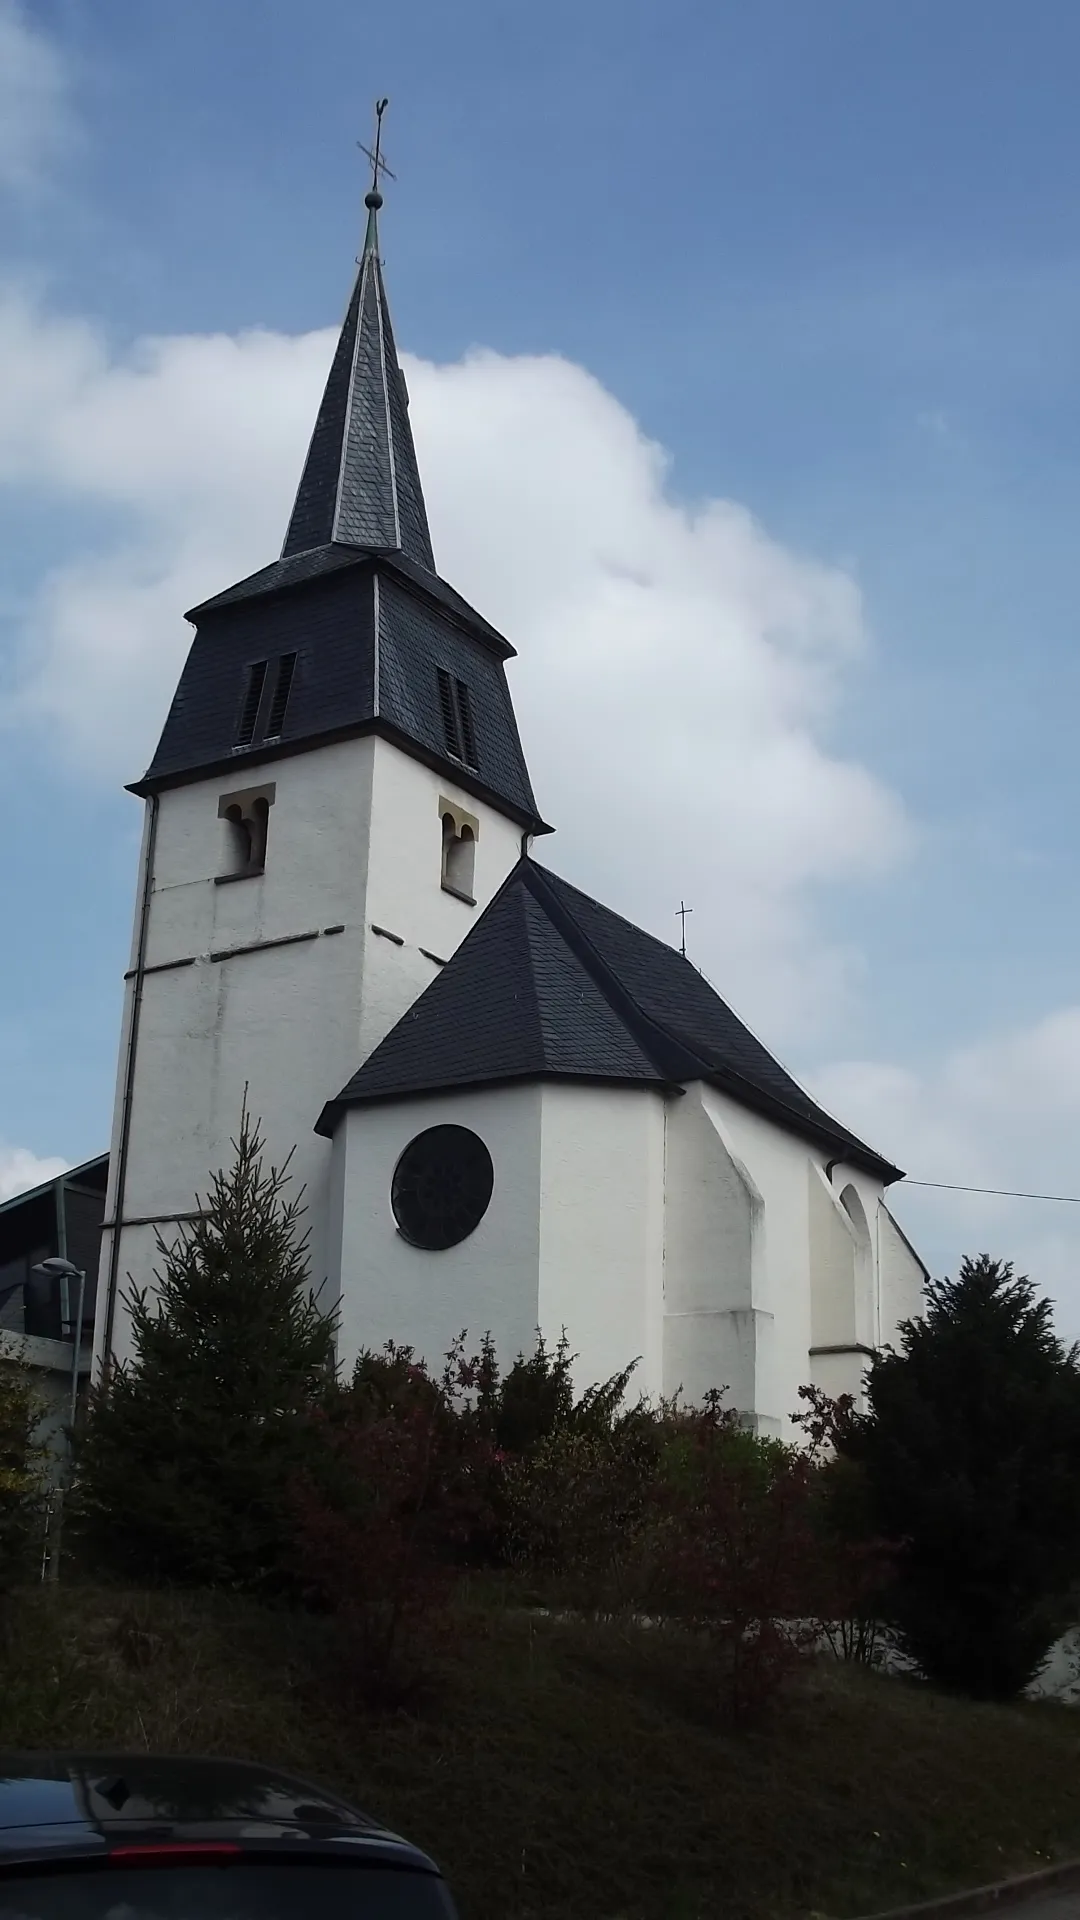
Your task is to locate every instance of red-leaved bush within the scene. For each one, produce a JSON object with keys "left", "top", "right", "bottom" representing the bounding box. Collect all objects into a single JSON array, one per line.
[
  {"left": 793, "top": 1384, "right": 900, "bottom": 1668},
  {"left": 638, "top": 1400, "right": 826, "bottom": 1720},
  {"left": 287, "top": 1339, "right": 494, "bottom": 1704},
  {"left": 637, "top": 1394, "right": 891, "bottom": 1721},
  {"left": 502, "top": 1422, "right": 660, "bottom": 1612},
  {"left": 286, "top": 1335, "right": 888, "bottom": 1722}
]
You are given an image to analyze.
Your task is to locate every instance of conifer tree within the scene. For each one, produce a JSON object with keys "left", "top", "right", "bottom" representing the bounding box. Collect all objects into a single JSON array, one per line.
[
  {"left": 73, "top": 1104, "right": 336, "bottom": 1590},
  {"left": 0, "top": 1358, "right": 49, "bottom": 1590},
  {"left": 841, "top": 1254, "right": 1080, "bottom": 1698}
]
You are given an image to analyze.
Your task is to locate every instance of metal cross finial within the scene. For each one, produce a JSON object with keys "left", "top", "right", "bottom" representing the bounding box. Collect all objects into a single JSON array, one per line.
[
  {"left": 358, "top": 96, "right": 395, "bottom": 208},
  {"left": 676, "top": 900, "right": 693, "bottom": 957}
]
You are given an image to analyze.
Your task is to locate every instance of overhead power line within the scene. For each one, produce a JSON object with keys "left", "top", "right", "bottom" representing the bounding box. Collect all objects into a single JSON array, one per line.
[{"left": 905, "top": 1180, "right": 1080, "bottom": 1206}]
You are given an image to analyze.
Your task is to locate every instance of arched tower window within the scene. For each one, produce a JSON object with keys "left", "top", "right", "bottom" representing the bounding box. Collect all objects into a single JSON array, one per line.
[
  {"left": 249, "top": 795, "right": 270, "bottom": 870},
  {"left": 223, "top": 805, "right": 251, "bottom": 872},
  {"left": 439, "top": 797, "right": 478, "bottom": 904},
  {"left": 217, "top": 783, "right": 276, "bottom": 881}
]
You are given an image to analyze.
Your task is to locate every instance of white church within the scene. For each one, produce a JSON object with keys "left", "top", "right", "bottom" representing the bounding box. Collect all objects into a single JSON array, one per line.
[{"left": 91, "top": 173, "right": 926, "bottom": 1436}]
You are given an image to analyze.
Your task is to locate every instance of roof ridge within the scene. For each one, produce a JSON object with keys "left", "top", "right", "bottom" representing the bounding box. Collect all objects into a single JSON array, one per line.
[
  {"left": 505, "top": 880, "right": 550, "bottom": 1062},
  {"left": 328, "top": 244, "right": 376, "bottom": 547},
  {"left": 528, "top": 860, "right": 693, "bottom": 968},
  {"left": 519, "top": 862, "right": 708, "bottom": 1083},
  {"left": 521, "top": 861, "right": 900, "bottom": 1177},
  {"left": 529, "top": 860, "right": 814, "bottom": 1101},
  {"left": 687, "top": 948, "right": 855, "bottom": 1133}
]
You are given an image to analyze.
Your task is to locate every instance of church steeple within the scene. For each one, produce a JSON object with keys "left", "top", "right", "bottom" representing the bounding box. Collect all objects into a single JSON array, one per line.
[
  {"left": 136, "top": 113, "right": 546, "bottom": 838},
  {"left": 281, "top": 103, "right": 435, "bottom": 570}
]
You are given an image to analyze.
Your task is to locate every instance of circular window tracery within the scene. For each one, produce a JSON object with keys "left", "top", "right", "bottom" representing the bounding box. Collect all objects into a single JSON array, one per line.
[{"left": 391, "top": 1124, "right": 494, "bottom": 1250}]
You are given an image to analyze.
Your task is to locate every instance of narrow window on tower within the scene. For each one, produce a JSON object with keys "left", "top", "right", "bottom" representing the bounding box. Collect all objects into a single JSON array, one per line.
[
  {"left": 439, "top": 797, "right": 478, "bottom": 903},
  {"left": 216, "top": 784, "right": 276, "bottom": 881},
  {"left": 436, "top": 668, "right": 461, "bottom": 759},
  {"left": 265, "top": 652, "right": 297, "bottom": 740},
  {"left": 455, "top": 679, "right": 477, "bottom": 769},
  {"left": 435, "top": 669, "right": 479, "bottom": 771},
  {"left": 234, "top": 660, "right": 268, "bottom": 747},
  {"left": 222, "top": 805, "right": 252, "bottom": 872}
]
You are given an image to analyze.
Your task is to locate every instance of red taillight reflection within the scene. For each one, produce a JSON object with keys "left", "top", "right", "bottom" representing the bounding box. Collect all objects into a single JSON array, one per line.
[{"left": 109, "top": 1844, "right": 242, "bottom": 1865}]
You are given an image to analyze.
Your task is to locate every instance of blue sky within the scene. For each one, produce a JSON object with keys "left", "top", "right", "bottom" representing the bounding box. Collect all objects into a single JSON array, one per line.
[{"left": 5, "top": 0, "right": 1080, "bottom": 1321}]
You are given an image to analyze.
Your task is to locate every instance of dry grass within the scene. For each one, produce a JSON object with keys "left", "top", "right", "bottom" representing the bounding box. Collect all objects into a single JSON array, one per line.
[{"left": 2, "top": 1584, "right": 1079, "bottom": 1920}]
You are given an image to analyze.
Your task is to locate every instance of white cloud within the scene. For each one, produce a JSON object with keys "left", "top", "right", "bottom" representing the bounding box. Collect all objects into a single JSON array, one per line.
[
  {"left": 0, "top": 1143, "right": 67, "bottom": 1204},
  {"left": 0, "top": 0, "right": 71, "bottom": 194},
  {"left": 812, "top": 1009, "right": 1080, "bottom": 1336},
  {"left": 410, "top": 351, "right": 910, "bottom": 1033},
  {"left": 0, "top": 291, "right": 909, "bottom": 1042}
]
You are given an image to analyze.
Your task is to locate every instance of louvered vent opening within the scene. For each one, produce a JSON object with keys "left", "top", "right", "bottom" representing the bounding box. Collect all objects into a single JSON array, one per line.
[
  {"left": 265, "top": 652, "right": 297, "bottom": 739},
  {"left": 436, "top": 669, "right": 479, "bottom": 771},
  {"left": 437, "top": 669, "right": 461, "bottom": 758},
  {"left": 455, "top": 680, "right": 477, "bottom": 769},
  {"left": 235, "top": 660, "right": 268, "bottom": 746}
]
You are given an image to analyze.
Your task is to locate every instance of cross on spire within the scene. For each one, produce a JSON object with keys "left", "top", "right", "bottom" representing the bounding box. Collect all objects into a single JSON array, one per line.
[
  {"left": 676, "top": 900, "right": 693, "bottom": 957},
  {"left": 357, "top": 96, "right": 395, "bottom": 212}
]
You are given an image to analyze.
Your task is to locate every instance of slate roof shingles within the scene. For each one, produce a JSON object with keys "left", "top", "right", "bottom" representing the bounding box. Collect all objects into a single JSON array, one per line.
[
  {"left": 536, "top": 868, "right": 868, "bottom": 1143},
  {"left": 141, "top": 565, "right": 540, "bottom": 826},
  {"left": 282, "top": 220, "right": 435, "bottom": 571},
  {"left": 377, "top": 576, "right": 539, "bottom": 820}
]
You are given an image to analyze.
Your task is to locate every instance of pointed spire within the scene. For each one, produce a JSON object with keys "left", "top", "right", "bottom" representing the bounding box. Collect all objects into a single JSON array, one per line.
[{"left": 282, "top": 102, "right": 436, "bottom": 571}]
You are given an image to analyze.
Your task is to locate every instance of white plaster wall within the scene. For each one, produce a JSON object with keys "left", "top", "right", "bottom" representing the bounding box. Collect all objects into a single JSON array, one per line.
[
  {"left": 697, "top": 1089, "right": 815, "bottom": 1432},
  {"left": 842, "top": 1186, "right": 877, "bottom": 1351},
  {"left": 826, "top": 1160, "right": 907, "bottom": 1350},
  {"left": 663, "top": 1085, "right": 769, "bottom": 1417},
  {"left": 143, "top": 736, "right": 373, "bottom": 969},
  {"left": 808, "top": 1164, "right": 858, "bottom": 1352},
  {"left": 95, "top": 738, "right": 377, "bottom": 1373},
  {"left": 536, "top": 1083, "right": 666, "bottom": 1403},
  {"left": 809, "top": 1158, "right": 900, "bottom": 1406},
  {"left": 96, "top": 731, "right": 526, "bottom": 1378},
  {"left": 97, "top": 1222, "right": 164, "bottom": 1369},
  {"left": 694, "top": 1100, "right": 905, "bottom": 1432},
  {"left": 878, "top": 1203, "right": 927, "bottom": 1345},
  {"left": 355, "top": 738, "right": 525, "bottom": 1064},
  {"left": 336, "top": 1085, "right": 542, "bottom": 1378},
  {"left": 96, "top": 798, "right": 159, "bottom": 1374},
  {"left": 806, "top": 1163, "right": 869, "bottom": 1408}
]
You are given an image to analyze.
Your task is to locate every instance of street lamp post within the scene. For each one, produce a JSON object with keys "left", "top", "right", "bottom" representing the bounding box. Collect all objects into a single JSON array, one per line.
[
  {"left": 31, "top": 1257, "right": 86, "bottom": 1432},
  {"left": 29, "top": 1256, "right": 86, "bottom": 1585}
]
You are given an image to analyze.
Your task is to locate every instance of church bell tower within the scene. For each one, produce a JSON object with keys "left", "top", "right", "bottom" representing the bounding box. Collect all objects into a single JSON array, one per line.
[{"left": 93, "top": 122, "right": 548, "bottom": 1372}]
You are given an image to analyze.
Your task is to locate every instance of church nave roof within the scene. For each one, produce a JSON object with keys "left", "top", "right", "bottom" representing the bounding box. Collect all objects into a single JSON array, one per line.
[{"left": 316, "top": 859, "right": 902, "bottom": 1183}]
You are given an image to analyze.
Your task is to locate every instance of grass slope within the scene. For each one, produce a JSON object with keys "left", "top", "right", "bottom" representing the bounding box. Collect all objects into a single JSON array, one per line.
[{"left": 2, "top": 1586, "right": 1079, "bottom": 1920}]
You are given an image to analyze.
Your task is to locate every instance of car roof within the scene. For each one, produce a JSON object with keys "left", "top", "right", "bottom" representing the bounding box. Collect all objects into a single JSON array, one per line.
[{"left": 0, "top": 1753, "right": 437, "bottom": 1874}]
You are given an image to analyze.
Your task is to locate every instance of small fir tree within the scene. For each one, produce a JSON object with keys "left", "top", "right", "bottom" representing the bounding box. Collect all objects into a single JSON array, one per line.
[
  {"left": 838, "top": 1254, "right": 1080, "bottom": 1698},
  {"left": 473, "top": 1328, "right": 640, "bottom": 1459},
  {"left": 72, "top": 1104, "right": 336, "bottom": 1590}
]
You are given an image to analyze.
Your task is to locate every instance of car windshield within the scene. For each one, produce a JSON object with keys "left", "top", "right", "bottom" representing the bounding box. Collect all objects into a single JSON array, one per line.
[{"left": 0, "top": 1863, "right": 456, "bottom": 1919}]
